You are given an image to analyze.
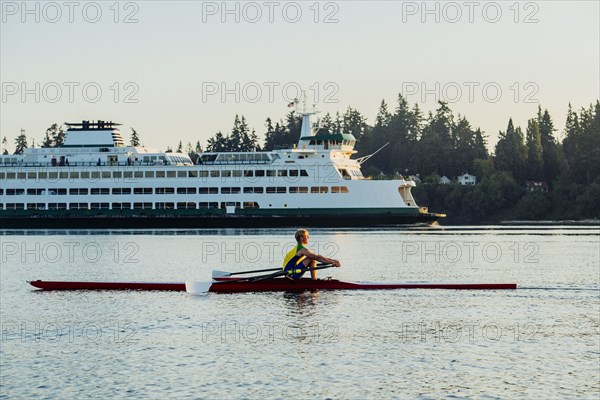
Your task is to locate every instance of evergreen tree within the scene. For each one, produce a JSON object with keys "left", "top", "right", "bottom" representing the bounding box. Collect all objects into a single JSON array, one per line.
[
  {"left": 263, "top": 112, "right": 301, "bottom": 151},
  {"left": 538, "top": 106, "right": 561, "bottom": 183},
  {"left": 473, "top": 128, "right": 488, "bottom": 160},
  {"left": 206, "top": 131, "right": 228, "bottom": 152},
  {"left": 341, "top": 107, "right": 369, "bottom": 139},
  {"left": 2, "top": 136, "right": 8, "bottom": 154},
  {"left": 526, "top": 118, "right": 543, "bottom": 180},
  {"left": 43, "top": 124, "right": 64, "bottom": 147},
  {"left": 494, "top": 118, "right": 527, "bottom": 183},
  {"left": 195, "top": 140, "right": 203, "bottom": 154},
  {"left": 14, "top": 129, "right": 28, "bottom": 155},
  {"left": 130, "top": 128, "right": 140, "bottom": 146},
  {"left": 562, "top": 101, "right": 600, "bottom": 185},
  {"left": 176, "top": 140, "right": 183, "bottom": 153}
]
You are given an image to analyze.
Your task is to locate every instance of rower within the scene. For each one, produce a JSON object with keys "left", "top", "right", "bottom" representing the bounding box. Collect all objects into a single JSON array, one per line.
[{"left": 282, "top": 229, "right": 341, "bottom": 280}]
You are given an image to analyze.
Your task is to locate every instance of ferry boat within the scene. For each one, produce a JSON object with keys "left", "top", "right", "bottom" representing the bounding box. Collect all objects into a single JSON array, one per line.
[{"left": 0, "top": 110, "right": 445, "bottom": 228}]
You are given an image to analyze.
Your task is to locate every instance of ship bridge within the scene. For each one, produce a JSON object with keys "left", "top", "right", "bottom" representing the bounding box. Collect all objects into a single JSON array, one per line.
[{"left": 63, "top": 120, "right": 125, "bottom": 148}]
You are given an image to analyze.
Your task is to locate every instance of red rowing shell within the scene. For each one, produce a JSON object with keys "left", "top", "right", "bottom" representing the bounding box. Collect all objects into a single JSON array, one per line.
[{"left": 29, "top": 279, "right": 517, "bottom": 292}]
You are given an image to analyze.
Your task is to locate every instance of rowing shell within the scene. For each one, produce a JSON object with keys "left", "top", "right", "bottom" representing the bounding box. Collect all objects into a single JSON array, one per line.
[
  {"left": 29, "top": 279, "right": 516, "bottom": 292},
  {"left": 186, "top": 278, "right": 517, "bottom": 294}
]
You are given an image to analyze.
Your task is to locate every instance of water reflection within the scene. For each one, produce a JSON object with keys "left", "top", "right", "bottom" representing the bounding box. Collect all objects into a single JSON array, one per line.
[{"left": 283, "top": 290, "right": 322, "bottom": 317}]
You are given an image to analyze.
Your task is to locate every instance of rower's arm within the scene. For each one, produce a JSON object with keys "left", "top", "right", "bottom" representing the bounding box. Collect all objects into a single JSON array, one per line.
[{"left": 300, "top": 248, "right": 341, "bottom": 267}]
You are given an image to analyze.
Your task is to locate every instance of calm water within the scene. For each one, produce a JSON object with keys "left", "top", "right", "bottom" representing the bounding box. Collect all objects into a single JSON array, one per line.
[{"left": 1, "top": 226, "right": 599, "bottom": 399}]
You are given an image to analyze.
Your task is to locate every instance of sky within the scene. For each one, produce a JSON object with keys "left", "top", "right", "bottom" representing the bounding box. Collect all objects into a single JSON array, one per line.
[{"left": 1, "top": 0, "right": 599, "bottom": 153}]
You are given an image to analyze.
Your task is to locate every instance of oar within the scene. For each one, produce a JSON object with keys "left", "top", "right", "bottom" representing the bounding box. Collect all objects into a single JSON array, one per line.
[
  {"left": 213, "top": 263, "right": 330, "bottom": 278},
  {"left": 186, "top": 264, "right": 335, "bottom": 294}
]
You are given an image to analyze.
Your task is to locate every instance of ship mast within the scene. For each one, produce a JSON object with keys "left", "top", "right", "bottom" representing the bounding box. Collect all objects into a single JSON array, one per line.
[{"left": 297, "top": 91, "right": 320, "bottom": 137}]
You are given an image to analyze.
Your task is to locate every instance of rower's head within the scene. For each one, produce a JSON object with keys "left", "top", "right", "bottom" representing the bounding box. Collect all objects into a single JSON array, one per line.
[{"left": 295, "top": 229, "right": 309, "bottom": 244}]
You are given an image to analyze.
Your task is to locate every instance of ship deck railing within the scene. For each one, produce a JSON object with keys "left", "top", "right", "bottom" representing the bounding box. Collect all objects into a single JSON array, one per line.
[{"left": 0, "top": 161, "right": 194, "bottom": 168}]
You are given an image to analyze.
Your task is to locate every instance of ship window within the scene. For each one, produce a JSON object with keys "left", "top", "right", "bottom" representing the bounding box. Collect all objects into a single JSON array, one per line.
[
  {"left": 277, "top": 170, "right": 288, "bottom": 177},
  {"left": 27, "top": 189, "right": 44, "bottom": 195},
  {"left": 199, "top": 202, "right": 219, "bottom": 209},
  {"left": 266, "top": 170, "right": 276, "bottom": 177},
  {"left": 291, "top": 186, "right": 309, "bottom": 194},
  {"left": 91, "top": 172, "right": 100, "bottom": 179},
  {"left": 48, "top": 172, "right": 58, "bottom": 180},
  {"left": 221, "top": 187, "right": 241, "bottom": 194},
  {"left": 133, "top": 202, "right": 153, "bottom": 209},
  {"left": 37, "top": 172, "right": 47, "bottom": 180},
  {"left": 155, "top": 202, "right": 174, "bottom": 209},
  {"left": 112, "top": 203, "right": 131, "bottom": 210},
  {"left": 220, "top": 202, "right": 240, "bottom": 209},
  {"left": 0, "top": 189, "right": 3, "bottom": 195},
  {"left": 243, "top": 187, "right": 263, "bottom": 194},
  {"left": 255, "top": 170, "right": 265, "bottom": 177},
  {"left": 199, "top": 187, "right": 219, "bottom": 194},
  {"left": 232, "top": 170, "right": 242, "bottom": 177},
  {"left": 177, "top": 171, "right": 187, "bottom": 178},
  {"left": 311, "top": 186, "right": 328, "bottom": 193},
  {"left": 167, "top": 171, "right": 176, "bottom": 178},
  {"left": 266, "top": 187, "right": 286, "bottom": 194},
  {"left": 69, "top": 189, "right": 89, "bottom": 195},
  {"left": 6, "top": 189, "right": 25, "bottom": 195},
  {"left": 69, "top": 203, "right": 88, "bottom": 210},
  {"left": 27, "top": 203, "right": 45, "bottom": 210},
  {"left": 244, "top": 170, "right": 254, "bottom": 177},
  {"left": 27, "top": 172, "right": 37, "bottom": 180},
  {"left": 210, "top": 170, "right": 220, "bottom": 178},
  {"left": 145, "top": 171, "right": 155, "bottom": 178},
  {"left": 156, "top": 187, "right": 175, "bottom": 194},
  {"left": 48, "top": 188, "right": 67, "bottom": 195},
  {"left": 309, "top": 140, "right": 315, "bottom": 145},
  {"left": 188, "top": 171, "right": 197, "bottom": 178},
  {"left": 112, "top": 188, "right": 131, "bottom": 195},
  {"left": 222, "top": 170, "right": 232, "bottom": 178},
  {"left": 332, "top": 186, "right": 349, "bottom": 193},
  {"left": 289, "top": 170, "right": 299, "bottom": 177},
  {"left": 134, "top": 171, "right": 144, "bottom": 178},
  {"left": 16, "top": 173, "right": 26, "bottom": 180},
  {"left": 177, "top": 187, "right": 196, "bottom": 194},
  {"left": 134, "top": 188, "right": 153, "bottom": 194},
  {"left": 123, "top": 171, "right": 133, "bottom": 179},
  {"left": 91, "top": 203, "right": 110, "bottom": 209},
  {"left": 48, "top": 203, "right": 67, "bottom": 210},
  {"left": 177, "top": 202, "right": 197, "bottom": 209},
  {"left": 156, "top": 171, "right": 165, "bottom": 178},
  {"left": 100, "top": 172, "right": 110, "bottom": 179},
  {"left": 199, "top": 171, "right": 209, "bottom": 177},
  {"left": 90, "top": 188, "right": 110, "bottom": 195},
  {"left": 244, "top": 202, "right": 260, "bottom": 209},
  {"left": 300, "top": 170, "right": 309, "bottom": 177}
]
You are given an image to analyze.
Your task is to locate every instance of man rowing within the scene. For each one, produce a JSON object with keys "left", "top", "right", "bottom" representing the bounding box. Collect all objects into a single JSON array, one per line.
[{"left": 282, "top": 229, "right": 341, "bottom": 280}]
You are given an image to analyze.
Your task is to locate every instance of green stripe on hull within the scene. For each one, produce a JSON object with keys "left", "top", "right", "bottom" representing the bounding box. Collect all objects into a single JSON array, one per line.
[{"left": 0, "top": 207, "right": 422, "bottom": 218}]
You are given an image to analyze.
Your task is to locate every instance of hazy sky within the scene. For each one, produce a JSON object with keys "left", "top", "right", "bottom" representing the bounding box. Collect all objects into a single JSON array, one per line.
[{"left": 1, "top": 1, "right": 598, "bottom": 152}]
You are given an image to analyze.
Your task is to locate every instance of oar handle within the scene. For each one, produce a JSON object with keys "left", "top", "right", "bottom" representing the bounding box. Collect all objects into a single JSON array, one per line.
[{"left": 226, "top": 263, "right": 330, "bottom": 276}]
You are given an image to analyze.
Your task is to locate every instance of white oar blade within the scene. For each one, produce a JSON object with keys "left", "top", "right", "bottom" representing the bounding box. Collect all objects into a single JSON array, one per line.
[
  {"left": 185, "top": 281, "right": 213, "bottom": 295},
  {"left": 212, "top": 270, "right": 230, "bottom": 278}
]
